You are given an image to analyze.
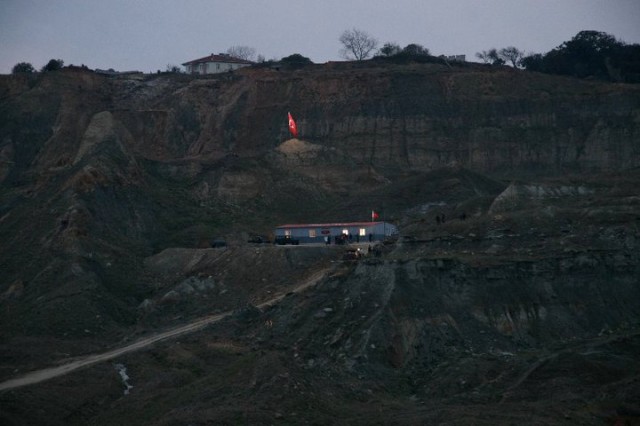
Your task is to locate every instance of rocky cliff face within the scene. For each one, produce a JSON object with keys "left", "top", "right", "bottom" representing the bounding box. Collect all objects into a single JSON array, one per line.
[
  {"left": 247, "top": 62, "right": 640, "bottom": 174},
  {"left": 1, "top": 62, "right": 639, "bottom": 425},
  {"left": 2, "top": 62, "right": 639, "bottom": 189},
  {"left": 1, "top": 61, "right": 638, "bottom": 326}
]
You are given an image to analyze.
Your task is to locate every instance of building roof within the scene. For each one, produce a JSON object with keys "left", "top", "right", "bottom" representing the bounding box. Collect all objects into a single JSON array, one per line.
[
  {"left": 276, "top": 221, "right": 385, "bottom": 229},
  {"left": 181, "top": 54, "right": 254, "bottom": 66}
]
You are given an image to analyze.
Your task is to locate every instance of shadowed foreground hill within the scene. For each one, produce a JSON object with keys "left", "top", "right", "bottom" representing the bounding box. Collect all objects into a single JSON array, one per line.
[{"left": 0, "top": 62, "right": 639, "bottom": 425}]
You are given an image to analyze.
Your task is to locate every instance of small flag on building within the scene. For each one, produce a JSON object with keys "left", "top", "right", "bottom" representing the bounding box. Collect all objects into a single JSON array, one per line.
[
  {"left": 288, "top": 112, "right": 298, "bottom": 138},
  {"left": 371, "top": 210, "right": 380, "bottom": 221}
]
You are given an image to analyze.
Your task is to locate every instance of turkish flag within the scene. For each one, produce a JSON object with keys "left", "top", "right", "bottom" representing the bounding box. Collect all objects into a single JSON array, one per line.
[
  {"left": 372, "top": 210, "right": 380, "bottom": 221},
  {"left": 288, "top": 112, "right": 298, "bottom": 138}
]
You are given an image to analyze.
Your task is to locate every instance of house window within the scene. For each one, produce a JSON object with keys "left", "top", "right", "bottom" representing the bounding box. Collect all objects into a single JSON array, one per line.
[
  {"left": 284, "top": 229, "right": 291, "bottom": 237},
  {"left": 309, "top": 229, "right": 316, "bottom": 238},
  {"left": 217, "top": 63, "right": 220, "bottom": 70},
  {"left": 359, "top": 228, "right": 366, "bottom": 236},
  {"left": 342, "top": 229, "right": 349, "bottom": 235}
]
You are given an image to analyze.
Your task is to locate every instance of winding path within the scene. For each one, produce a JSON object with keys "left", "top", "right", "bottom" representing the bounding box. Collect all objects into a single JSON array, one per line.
[{"left": 0, "top": 266, "right": 333, "bottom": 392}]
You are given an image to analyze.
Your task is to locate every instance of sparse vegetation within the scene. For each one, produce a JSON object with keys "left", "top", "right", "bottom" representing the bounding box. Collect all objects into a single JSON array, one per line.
[
  {"left": 11, "top": 62, "right": 35, "bottom": 74},
  {"left": 476, "top": 48, "right": 505, "bottom": 65},
  {"left": 479, "top": 31, "right": 640, "bottom": 83},
  {"left": 226, "top": 45, "right": 257, "bottom": 61},
  {"left": 165, "top": 63, "right": 183, "bottom": 73},
  {"left": 498, "top": 46, "right": 524, "bottom": 67},
  {"left": 339, "top": 28, "right": 378, "bottom": 61},
  {"left": 401, "top": 43, "right": 430, "bottom": 56},
  {"left": 378, "top": 42, "right": 401, "bottom": 57},
  {"left": 41, "top": 58, "right": 64, "bottom": 72},
  {"left": 279, "top": 53, "right": 313, "bottom": 68}
]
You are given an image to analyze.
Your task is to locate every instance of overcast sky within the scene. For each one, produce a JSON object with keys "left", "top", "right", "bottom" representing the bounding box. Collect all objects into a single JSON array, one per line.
[{"left": 1, "top": 0, "right": 639, "bottom": 73}]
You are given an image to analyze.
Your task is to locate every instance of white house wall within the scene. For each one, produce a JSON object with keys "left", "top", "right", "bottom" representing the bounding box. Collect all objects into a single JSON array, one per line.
[
  {"left": 274, "top": 222, "right": 398, "bottom": 244},
  {"left": 186, "top": 62, "right": 250, "bottom": 75}
]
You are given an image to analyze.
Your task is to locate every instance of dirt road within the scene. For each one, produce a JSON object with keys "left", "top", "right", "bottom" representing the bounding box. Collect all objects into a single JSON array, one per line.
[{"left": 0, "top": 266, "right": 333, "bottom": 392}]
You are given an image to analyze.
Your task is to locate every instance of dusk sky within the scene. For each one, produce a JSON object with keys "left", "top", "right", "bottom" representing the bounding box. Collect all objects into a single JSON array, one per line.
[{"left": 1, "top": 0, "right": 639, "bottom": 73}]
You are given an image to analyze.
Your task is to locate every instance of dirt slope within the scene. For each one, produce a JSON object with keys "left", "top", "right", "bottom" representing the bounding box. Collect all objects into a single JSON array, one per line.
[{"left": 1, "top": 62, "right": 640, "bottom": 425}]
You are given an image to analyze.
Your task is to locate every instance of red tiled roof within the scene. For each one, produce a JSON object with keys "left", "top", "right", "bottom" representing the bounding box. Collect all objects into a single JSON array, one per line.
[
  {"left": 181, "top": 54, "right": 254, "bottom": 66},
  {"left": 276, "top": 222, "right": 384, "bottom": 229}
]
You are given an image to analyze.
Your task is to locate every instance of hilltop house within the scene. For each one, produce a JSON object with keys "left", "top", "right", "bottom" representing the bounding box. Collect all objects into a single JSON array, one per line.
[
  {"left": 446, "top": 55, "right": 466, "bottom": 62},
  {"left": 274, "top": 221, "right": 398, "bottom": 244},
  {"left": 182, "top": 53, "right": 254, "bottom": 75}
]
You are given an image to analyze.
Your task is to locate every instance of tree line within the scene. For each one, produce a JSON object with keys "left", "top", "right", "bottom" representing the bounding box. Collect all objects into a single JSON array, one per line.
[
  {"left": 12, "top": 58, "right": 64, "bottom": 74},
  {"left": 478, "top": 30, "right": 640, "bottom": 83},
  {"left": 339, "top": 28, "right": 640, "bottom": 84},
  {"left": 340, "top": 28, "right": 640, "bottom": 83},
  {"left": 11, "top": 30, "right": 639, "bottom": 83}
]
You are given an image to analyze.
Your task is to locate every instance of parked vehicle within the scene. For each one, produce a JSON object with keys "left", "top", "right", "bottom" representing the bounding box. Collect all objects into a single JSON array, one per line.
[
  {"left": 334, "top": 234, "right": 349, "bottom": 245},
  {"left": 210, "top": 238, "right": 227, "bottom": 248},
  {"left": 248, "top": 235, "right": 270, "bottom": 244},
  {"left": 274, "top": 236, "right": 299, "bottom": 245}
]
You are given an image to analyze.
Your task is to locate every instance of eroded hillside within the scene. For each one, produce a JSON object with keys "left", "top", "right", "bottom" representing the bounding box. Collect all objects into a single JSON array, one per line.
[{"left": 1, "top": 61, "right": 640, "bottom": 425}]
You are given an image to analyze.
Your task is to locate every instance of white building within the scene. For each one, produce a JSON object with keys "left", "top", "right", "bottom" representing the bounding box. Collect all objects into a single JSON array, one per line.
[
  {"left": 274, "top": 221, "right": 398, "bottom": 245},
  {"left": 445, "top": 55, "right": 466, "bottom": 62},
  {"left": 182, "top": 53, "right": 254, "bottom": 75}
]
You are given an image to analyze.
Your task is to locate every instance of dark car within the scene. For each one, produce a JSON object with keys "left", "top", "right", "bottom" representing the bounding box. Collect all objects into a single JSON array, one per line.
[
  {"left": 334, "top": 234, "right": 349, "bottom": 245},
  {"left": 274, "top": 236, "right": 299, "bottom": 245},
  {"left": 210, "top": 238, "right": 227, "bottom": 248},
  {"left": 248, "top": 235, "right": 270, "bottom": 244}
]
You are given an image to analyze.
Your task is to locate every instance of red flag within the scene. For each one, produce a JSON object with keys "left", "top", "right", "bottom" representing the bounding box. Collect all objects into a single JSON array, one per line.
[
  {"left": 371, "top": 210, "right": 380, "bottom": 221},
  {"left": 288, "top": 112, "right": 298, "bottom": 138}
]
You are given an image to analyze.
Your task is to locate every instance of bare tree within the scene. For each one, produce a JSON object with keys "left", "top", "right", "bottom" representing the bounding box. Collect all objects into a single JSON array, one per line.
[
  {"left": 339, "top": 28, "right": 378, "bottom": 61},
  {"left": 475, "top": 49, "right": 504, "bottom": 65},
  {"left": 475, "top": 50, "right": 492, "bottom": 63},
  {"left": 166, "top": 64, "right": 183, "bottom": 73},
  {"left": 226, "top": 46, "right": 257, "bottom": 61},
  {"left": 498, "top": 46, "right": 524, "bottom": 67}
]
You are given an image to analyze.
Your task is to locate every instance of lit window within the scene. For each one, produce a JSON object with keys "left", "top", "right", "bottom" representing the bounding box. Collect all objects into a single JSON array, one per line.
[
  {"left": 359, "top": 228, "right": 366, "bottom": 236},
  {"left": 309, "top": 229, "right": 316, "bottom": 238},
  {"left": 284, "top": 229, "right": 291, "bottom": 237},
  {"left": 342, "top": 229, "right": 349, "bottom": 235}
]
